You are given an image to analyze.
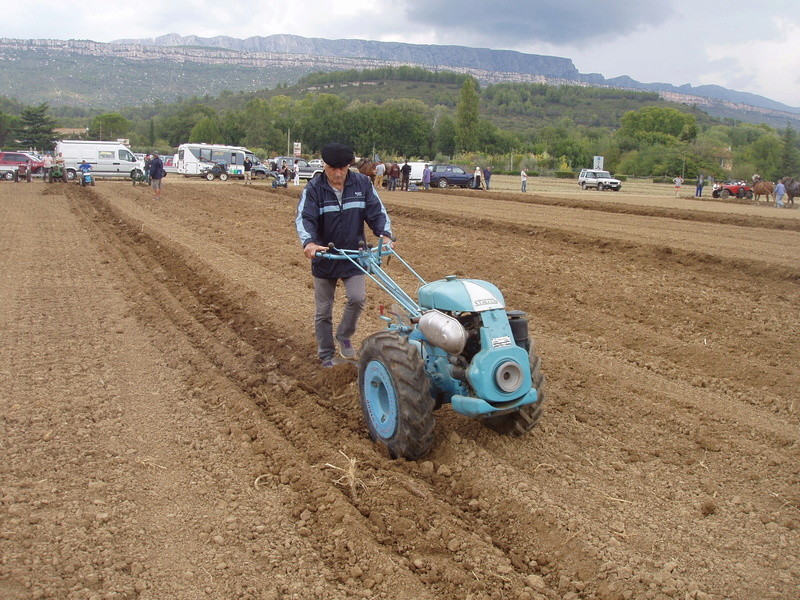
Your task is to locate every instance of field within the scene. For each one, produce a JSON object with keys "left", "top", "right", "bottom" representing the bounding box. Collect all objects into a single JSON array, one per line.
[{"left": 1, "top": 175, "right": 798, "bottom": 600}]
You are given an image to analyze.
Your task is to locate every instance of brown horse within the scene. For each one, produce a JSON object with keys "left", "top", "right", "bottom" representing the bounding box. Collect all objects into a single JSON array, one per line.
[
  {"left": 355, "top": 158, "right": 380, "bottom": 182},
  {"left": 752, "top": 175, "right": 774, "bottom": 205}
]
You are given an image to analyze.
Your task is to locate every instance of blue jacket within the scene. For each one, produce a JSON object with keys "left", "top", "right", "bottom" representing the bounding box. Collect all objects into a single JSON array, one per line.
[
  {"left": 149, "top": 157, "right": 165, "bottom": 179},
  {"left": 295, "top": 170, "right": 392, "bottom": 279}
]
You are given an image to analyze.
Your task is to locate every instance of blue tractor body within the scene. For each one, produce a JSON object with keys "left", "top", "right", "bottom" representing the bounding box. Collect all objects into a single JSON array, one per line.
[{"left": 319, "top": 242, "right": 545, "bottom": 459}]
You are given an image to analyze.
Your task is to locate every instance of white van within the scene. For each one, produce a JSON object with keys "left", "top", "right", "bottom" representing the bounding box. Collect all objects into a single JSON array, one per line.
[
  {"left": 177, "top": 143, "right": 260, "bottom": 180},
  {"left": 55, "top": 140, "right": 145, "bottom": 181}
]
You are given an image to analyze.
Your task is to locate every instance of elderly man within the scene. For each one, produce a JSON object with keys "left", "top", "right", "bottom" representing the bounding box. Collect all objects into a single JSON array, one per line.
[{"left": 295, "top": 142, "right": 394, "bottom": 368}]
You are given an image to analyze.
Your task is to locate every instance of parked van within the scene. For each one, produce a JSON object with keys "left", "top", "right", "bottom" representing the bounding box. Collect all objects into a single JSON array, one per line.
[
  {"left": 55, "top": 140, "right": 145, "bottom": 181},
  {"left": 177, "top": 143, "right": 262, "bottom": 179}
]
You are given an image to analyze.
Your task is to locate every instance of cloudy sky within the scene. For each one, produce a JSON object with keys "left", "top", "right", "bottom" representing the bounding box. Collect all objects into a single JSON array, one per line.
[{"left": 6, "top": 0, "right": 800, "bottom": 108}]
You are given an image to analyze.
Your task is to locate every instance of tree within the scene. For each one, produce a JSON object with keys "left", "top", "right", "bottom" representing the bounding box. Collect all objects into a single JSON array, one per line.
[
  {"left": 0, "top": 111, "right": 16, "bottom": 147},
  {"left": 777, "top": 125, "right": 800, "bottom": 177},
  {"left": 455, "top": 78, "right": 480, "bottom": 153},
  {"left": 17, "top": 103, "right": 56, "bottom": 150},
  {"left": 90, "top": 113, "right": 130, "bottom": 140},
  {"left": 188, "top": 117, "right": 223, "bottom": 144}
]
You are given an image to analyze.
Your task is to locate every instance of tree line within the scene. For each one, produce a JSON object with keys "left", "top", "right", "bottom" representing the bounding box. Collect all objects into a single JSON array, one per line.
[{"left": 2, "top": 69, "right": 799, "bottom": 180}]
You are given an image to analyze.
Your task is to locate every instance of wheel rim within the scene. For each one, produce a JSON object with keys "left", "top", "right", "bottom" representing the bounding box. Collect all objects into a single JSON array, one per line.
[
  {"left": 438, "top": 179, "right": 447, "bottom": 188},
  {"left": 362, "top": 360, "right": 398, "bottom": 439}
]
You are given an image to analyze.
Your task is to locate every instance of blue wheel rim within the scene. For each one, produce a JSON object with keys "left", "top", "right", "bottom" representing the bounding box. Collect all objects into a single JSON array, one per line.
[{"left": 363, "top": 360, "right": 398, "bottom": 439}]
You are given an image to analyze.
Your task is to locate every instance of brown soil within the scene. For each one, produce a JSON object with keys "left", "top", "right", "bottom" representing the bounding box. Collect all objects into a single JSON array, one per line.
[{"left": 1, "top": 178, "right": 798, "bottom": 600}]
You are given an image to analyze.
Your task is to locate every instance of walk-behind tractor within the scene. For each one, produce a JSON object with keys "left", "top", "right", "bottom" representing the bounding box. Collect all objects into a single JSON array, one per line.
[{"left": 318, "top": 241, "right": 545, "bottom": 460}]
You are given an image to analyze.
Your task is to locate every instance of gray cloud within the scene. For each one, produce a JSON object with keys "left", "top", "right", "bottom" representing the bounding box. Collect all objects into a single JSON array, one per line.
[{"left": 403, "top": 0, "right": 672, "bottom": 47}]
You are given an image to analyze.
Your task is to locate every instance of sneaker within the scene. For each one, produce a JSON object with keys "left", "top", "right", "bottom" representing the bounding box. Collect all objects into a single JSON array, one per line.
[
  {"left": 336, "top": 337, "right": 356, "bottom": 359},
  {"left": 321, "top": 358, "right": 335, "bottom": 368}
]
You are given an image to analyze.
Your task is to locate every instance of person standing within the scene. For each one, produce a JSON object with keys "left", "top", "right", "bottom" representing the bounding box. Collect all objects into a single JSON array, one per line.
[
  {"left": 695, "top": 174, "right": 704, "bottom": 197},
  {"left": 483, "top": 166, "right": 493, "bottom": 190},
  {"left": 774, "top": 179, "right": 786, "bottom": 208},
  {"left": 148, "top": 152, "right": 165, "bottom": 199},
  {"left": 520, "top": 169, "right": 527, "bottom": 192},
  {"left": 243, "top": 155, "right": 253, "bottom": 185},
  {"left": 422, "top": 164, "right": 431, "bottom": 190},
  {"left": 41, "top": 153, "right": 54, "bottom": 181},
  {"left": 293, "top": 160, "right": 301, "bottom": 186},
  {"left": 374, "top": 161, "right": 385, "bottom": 190},
  {"left": 400, "top": 160, "right": 411, "bottom": 191},
  {"left": 473, "top": 166, "right": 482, "bottom": 189},
  {"left": 387, "top": 162, "right": 400, "bottom": 191},
  {"left": 295, "top": 142, "right": 394, "bottom": 368},
  {"left": 673, "top": 175, "right": 683, "bottom": 197}
]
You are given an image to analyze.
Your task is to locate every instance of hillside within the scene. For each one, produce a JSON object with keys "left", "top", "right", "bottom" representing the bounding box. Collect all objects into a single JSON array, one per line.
[{"left": 1, "top": 36, "right": 799, "bottom": 130}]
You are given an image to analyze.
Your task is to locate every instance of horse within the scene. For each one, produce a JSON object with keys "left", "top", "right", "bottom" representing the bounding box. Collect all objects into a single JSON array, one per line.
[
  {"left": 752, "top": 174, "right": 774, "bottom": 205},
  {"left": 355, "top": 158, "right": 380, "bottom": 182},
  {"left": 784, "top": 177, "right": 799, "bottom": 208}
]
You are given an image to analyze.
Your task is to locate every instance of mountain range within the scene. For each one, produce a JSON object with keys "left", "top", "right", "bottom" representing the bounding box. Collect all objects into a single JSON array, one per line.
[{"left": 1, "top": 33, "right": 798, "bottom": 128}]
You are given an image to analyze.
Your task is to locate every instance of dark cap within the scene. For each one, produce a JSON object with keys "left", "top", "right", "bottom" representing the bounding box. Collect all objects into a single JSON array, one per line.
[{"left": 321, "top": 143, "right": 354, "bottom": 168}]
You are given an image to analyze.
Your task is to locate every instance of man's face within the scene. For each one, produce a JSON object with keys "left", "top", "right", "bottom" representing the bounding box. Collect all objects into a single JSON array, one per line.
[{"left": 324, "top": 164, "right": 349, "bottom": 189}]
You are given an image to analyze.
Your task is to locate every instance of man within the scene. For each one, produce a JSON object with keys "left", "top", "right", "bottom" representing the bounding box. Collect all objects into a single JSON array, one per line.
[
  {"left": 243, "top": 155, "right": 252, "bottom": 185},
  {"left": 422, "top": 164, "right": 430, "bottom": 190},
  {"left": 387, "top": 162, "right": 400, "bottom": 191},
  {"left": 483, "top": 166, "right": 493, "bottom": 190},
  {"left": 695, "top": 174, "right": 704, "bottom": 198},
  {"left": 400, "top": 160, "right": 411, "bottom": 191},
  {"left": 148, "top": 152, "right": 165, "bottom": 199},
  {"left": 295, "top": 142, "right": 394, "bottom": 368},
  {"left": 520, "top": 169, "right": 527, "bottom": 193},
  {"left": 374, "top": 161, "right": 385, "bottom": 190},
  {"left": 42, "top": 153, "right": 54, "bottom": 181}
]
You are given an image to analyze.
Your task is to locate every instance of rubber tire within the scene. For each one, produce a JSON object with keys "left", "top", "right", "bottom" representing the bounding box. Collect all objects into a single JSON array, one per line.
[
  {"left": 205, "top": 173, "right": 215, "bottom": 181},
  {"left": 580, "top": 182, "right": 587, "bottom": 190},
  {"left": 481, "top": 341, "right": 545, "bottom": 436},
  {"left": 358, "top": 331, "right": 435, "bottom": 460},
  {"left": 597, "top": 183, "right": 605, "bottom": 191},
  {"left": 66, "top": 170, "right": 76, "bottom": 181},
  {"left": 3, "top": 171, "right": 13, "bottom": 181},
  {"left": 745, "top": 190, "right": 753, "bottom": 200},
  {"left": 720, "top": 189, "right": 730, "bottom": 199},
  {"left": 219, "top": 173, "right": 229, "bottom": 181},
  {"left": 131, "top": 169, "right": 143, "bottom": 181},
  {"left": 437, "top": 179, "right": 449, "bottom": 189}
]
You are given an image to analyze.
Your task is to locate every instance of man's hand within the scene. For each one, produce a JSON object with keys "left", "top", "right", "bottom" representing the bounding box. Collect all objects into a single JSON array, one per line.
[
  {"left": 379, "top": 236, "right": 395, "bottom": 249},
  {"left": 303, "top": 243, "right": 328, "bottom": 259}
]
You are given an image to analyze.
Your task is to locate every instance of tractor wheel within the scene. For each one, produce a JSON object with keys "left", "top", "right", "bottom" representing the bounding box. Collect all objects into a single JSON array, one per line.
[
  {"left": 358, "top": 331, "right": 435, "bottom": 460},
  {"left": 720, "top": 189, "right": 730, "bottom": 199},
  {"left": 482, "top": 342, "right": 545, "bottom": 436}
]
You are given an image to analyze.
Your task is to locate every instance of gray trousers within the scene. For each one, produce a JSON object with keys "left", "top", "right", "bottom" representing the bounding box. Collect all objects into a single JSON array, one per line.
[{"left": 313, "top": 274, "right": 366, "bottom": 360}]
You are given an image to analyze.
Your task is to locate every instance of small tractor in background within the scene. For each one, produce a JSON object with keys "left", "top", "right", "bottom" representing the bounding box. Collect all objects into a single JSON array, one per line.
[{"left": 318, "top": 241, "right": 545, "bottom": 460}]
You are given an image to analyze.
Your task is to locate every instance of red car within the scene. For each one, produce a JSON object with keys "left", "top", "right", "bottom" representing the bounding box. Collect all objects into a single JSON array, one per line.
[
  {"left": 0, "top": 151, "right": 45, "bottom": 176},
  {"left": 712, "top": 181, "right": 753, "bottom": 200}
]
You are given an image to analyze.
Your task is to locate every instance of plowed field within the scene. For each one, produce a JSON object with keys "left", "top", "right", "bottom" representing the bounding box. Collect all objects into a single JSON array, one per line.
[{"left": 1, "top": 177, "right": 798, "bottom": 600}]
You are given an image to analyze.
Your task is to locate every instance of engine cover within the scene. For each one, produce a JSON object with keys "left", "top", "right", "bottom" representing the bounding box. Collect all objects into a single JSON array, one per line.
[{"left": 418, "top": 276, "right": 505, "bottom": 313}]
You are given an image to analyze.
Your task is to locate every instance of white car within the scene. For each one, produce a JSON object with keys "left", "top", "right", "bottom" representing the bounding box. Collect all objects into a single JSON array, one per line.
[
  {"left": 308, "top": 158, "right": 323, "bottom": 168},
  {"left": 578, "top": 169, "right": 622, "bottom": 191}
]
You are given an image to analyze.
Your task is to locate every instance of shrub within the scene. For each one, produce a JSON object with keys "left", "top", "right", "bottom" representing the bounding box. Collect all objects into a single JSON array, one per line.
[{"left": 555, "top": 171, "right": 576, "bottom": 179}]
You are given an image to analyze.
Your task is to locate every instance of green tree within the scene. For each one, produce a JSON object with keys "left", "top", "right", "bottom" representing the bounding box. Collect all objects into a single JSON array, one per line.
[
  {"left": 455, "top": 78, "right": 480, "bottom": 153},
  {"left": 0, "top": 111, "right": 16, "bottom": 147},
  {"left": 188, "top": 117, "right": 223, "bottom": 144},
  {"left": 777, "top": 125, "right": 800, "bottom": 177},
  {"left": 148, "top": 119, "right": 155, "bottom": 147},
  {"left": 17, "top": 103, "right": 56, "bottom": 150},
  {"left": 89, "top": 113, "right": 130, "bottom": 140}
]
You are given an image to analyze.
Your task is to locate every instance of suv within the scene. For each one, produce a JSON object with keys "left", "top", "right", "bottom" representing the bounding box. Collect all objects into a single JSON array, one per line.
[
  {"left": 268, "top": 156, "right": 322, "bottom": 180},
  {"left": 0, "top": 151, "right": 45, "bottom": 175},
  {"left": 578, "top": 169, "right": 622, "bottom": 191},
  {"left": 429, "top": 164, "right": 474, "bottom": 188}
]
